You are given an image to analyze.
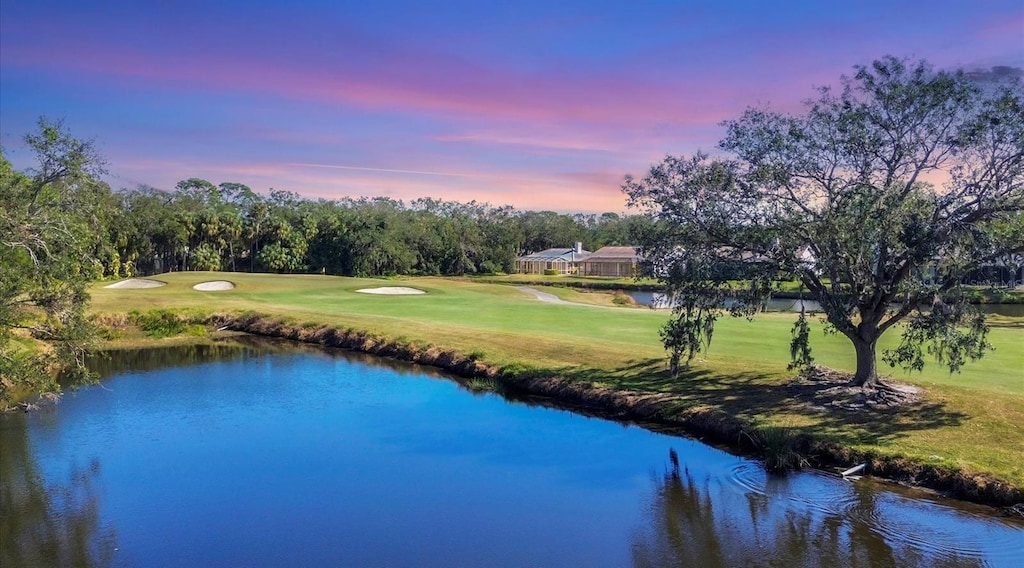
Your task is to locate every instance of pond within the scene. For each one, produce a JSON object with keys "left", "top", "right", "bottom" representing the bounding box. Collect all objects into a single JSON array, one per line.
[
  {"left": 2, "top": 340, "right": 1021, "bottom": 567},
  {"left": 627, "top": 291, "right": 1024, "bottom": 317}
]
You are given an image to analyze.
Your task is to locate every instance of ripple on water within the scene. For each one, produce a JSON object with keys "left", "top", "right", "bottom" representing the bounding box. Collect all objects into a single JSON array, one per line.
[
  {"left": 726, "top": 464, "right": 1024, "bottom": 564},
  {"left": 727, "top": 462, "right": 768, "bottom": 495},
  {"left": 727, "top": 463, "right": 861, "bottom": 516},
  {"left": 843, "top": 491, "right": 1024, "bottom": 563}
]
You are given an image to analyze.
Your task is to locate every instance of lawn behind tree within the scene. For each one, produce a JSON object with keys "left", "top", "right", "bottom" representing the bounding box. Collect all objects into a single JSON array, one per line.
[{"left": 89, "top": 272, "right": 1024, "bottom": 488}]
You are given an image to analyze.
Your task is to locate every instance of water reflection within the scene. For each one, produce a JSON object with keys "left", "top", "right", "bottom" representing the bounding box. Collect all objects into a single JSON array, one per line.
[
  {"left": 0, "top": 416, "right": 116, "bottom": 568},
  {"left": 627, "top": 290, "right": 824, "bottom": 312},
  {"left": 85, "top": 336, "right": 451, "bottom": 380},
  {"left": 85, "top": 342, "right": 259, "bottom": 378},
  {"left": 632, "top": 451, "right": 994, "bottom": 568},
  {"left": 5, "top": 344, "right": 1021, "bottom": 567}
]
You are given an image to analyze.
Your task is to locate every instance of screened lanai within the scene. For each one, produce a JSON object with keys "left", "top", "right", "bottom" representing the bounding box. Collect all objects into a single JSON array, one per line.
[{"left": 514, "top": 246, "right": 591, "bottom": 274}]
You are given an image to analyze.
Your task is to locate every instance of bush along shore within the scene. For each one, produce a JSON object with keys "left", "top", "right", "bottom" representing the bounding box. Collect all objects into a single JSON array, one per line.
[{"left": 93, "top": 309, "right": 1024, "bottom": 511}]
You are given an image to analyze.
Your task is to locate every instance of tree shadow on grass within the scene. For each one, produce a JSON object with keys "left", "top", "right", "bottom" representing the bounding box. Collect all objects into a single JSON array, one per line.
[{"left": 539, "top": 357, "right": 967, "bottom": 450}]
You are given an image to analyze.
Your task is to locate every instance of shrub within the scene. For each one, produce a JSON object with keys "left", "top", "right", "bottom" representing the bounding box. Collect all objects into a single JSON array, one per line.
[
  {"left": 478, "top": 261, "right": 503, "bottom": 275},
  {"left": 97, "top": 327, "right": 123, "bottom": 341},
  {"left": 543, "top": 269, "right": 559, "bottom": 276},
  {"left": 465, "top": 377, "right": 499, "bottom": 392},
  {"left": 191, "top": 243, "right": 222, "bottom": 271},
  {"left": 612, "top": 291, "right": 636, "bottom": 306},
  {"left": 129, "top": 309, "right": 206, "bottom": 338},
  {"left": 749, "top": 424, "right": 808, "bottom": 472}
]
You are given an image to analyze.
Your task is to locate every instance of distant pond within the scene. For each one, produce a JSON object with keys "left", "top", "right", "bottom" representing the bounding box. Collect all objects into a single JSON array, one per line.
[
  {"left": 627, "top": 291, "right": 1024, "bottom": 317},
  {"left": 2, "top": 339, "right": 1021, "bottom": 567}
]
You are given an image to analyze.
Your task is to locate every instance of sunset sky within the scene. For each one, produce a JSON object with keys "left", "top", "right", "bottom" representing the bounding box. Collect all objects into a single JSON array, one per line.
[{"left": 2, "top": 0, "right": 1022, "bottom": 212}]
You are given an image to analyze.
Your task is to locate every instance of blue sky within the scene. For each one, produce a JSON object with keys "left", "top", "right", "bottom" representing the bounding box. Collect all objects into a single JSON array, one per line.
[{"left": 2, "top": 0, "right": 1021, "bottom": 211}]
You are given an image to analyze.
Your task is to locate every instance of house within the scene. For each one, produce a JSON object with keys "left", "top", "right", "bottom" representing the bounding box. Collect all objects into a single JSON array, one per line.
[
  {"left": 956, "top": 255, "right": 1023, "bottom": 288},
  {"left": 578, "top": 246, "right": 640, "bottom": 277},
  {"left": 514, "top": 243, "right": 591, "bottom": 274},
  {"left": 711, "top": 244, "right": 818, "bottom": 278}
]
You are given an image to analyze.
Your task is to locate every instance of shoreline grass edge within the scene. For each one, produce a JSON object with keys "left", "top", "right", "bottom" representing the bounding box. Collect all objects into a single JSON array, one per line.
[{"left": 101, "top": 309, "right": 1022, "bottom": 511}]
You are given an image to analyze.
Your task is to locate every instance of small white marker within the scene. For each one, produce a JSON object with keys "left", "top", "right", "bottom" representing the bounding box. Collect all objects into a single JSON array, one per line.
[{"left": 841, "top": 463, "right": 866, "bottom": 477}]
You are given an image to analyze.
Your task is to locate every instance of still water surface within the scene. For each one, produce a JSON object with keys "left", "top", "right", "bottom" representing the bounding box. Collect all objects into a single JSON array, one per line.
[{"left": 2, "top": 341, "right": 1021, "bottom": 567}]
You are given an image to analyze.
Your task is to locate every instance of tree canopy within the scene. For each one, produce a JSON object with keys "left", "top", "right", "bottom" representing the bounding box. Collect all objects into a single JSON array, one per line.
[
  {"left": 624, "top": 57, "right": 1024, "bottom": 386},
  {"left": 1, "top": 119, "right": 111, "bottom": 404},
  {"left": 95, "top": 184, "right": 644, "bottom": 279}
]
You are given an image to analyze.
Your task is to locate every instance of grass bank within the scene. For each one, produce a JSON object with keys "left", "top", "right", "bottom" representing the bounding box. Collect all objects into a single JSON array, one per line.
[{"left": 89, "top": 272, "right": 1024, "bottom": 506}]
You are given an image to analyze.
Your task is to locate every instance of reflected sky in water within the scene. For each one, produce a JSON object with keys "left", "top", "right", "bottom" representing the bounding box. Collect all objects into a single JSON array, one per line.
[{"left": 3, "top": 343, "right": 1021, "bottom": 567}]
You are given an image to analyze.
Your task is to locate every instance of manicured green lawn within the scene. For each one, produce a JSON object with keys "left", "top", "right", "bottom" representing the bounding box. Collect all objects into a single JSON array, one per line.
[{"left": 89, "top": 272, "right": 1024, "bottom": 486}]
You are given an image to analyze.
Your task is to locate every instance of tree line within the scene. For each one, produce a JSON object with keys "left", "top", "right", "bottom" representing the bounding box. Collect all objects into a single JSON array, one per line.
[{"left": 83, "top": 176, "right": 651, "bottom": 279}]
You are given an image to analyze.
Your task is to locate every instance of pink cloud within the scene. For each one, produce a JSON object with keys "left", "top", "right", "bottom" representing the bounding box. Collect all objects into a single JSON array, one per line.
[
  {"left": 976, "top": 13, "right": 1024, "bottom": 43},
  {"left": 1, "top": 37, "right": 733, "bottom": 132},
  {"left": 432, "top": 132, "right": 621, "bottom": 154},
  {"left": 430, "top": 117, "right": 723, "bottom": 159},
  {"left": 11, "top": 4, "right": 1017, "bottom": 216},
  {"left": 286, "top": 163, "right": 478, "bottom": 179},
  {"left": 111, "top": 157, "right": 630, "bottom": 213}
]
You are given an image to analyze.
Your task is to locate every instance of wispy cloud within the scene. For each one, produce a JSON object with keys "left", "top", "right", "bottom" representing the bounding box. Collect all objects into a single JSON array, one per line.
[
  {"left": 286, "top": 163, "right": 477, "bottom": 178},
  {"left": 0, "top": 34, "right": 730, "bottom": 130},
  {"left": 3, "top": 0, "right": 1021, "bottom": 213}
]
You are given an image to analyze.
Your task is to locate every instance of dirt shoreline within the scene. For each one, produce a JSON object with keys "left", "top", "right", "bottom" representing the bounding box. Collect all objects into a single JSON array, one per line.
[{"left": 209, "top": 312, "right": 1022, "bottom": 511}]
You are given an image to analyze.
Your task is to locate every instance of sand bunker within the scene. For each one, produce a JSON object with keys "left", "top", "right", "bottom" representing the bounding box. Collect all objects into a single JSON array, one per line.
[
  {"left": 193, "top": 280, "right": 235, "bottom": 291},
  {"left": 355, "top": 286, "right": 426, "bottom": 295},
  {"left": 104, "top": 278, "right": 166, "bottom": 289}
]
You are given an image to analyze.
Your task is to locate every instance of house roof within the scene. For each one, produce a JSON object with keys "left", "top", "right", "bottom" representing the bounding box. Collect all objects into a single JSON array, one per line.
[
  {"left": 585, "top": 246, "right": 640, "bottom": 261},
  {"left": 516, "top": 247, "right": 592, "bottom": 262},
  {"left": 716, "top": 245, "right": 815, "bottom": 264}
]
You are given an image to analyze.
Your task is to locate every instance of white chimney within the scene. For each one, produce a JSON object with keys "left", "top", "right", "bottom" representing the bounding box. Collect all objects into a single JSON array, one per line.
[{"left": 574, "top": 242, "right": 583, "bottom": 254}]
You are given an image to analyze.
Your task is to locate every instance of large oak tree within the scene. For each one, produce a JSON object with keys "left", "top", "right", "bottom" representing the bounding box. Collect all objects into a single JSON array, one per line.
[{"left": 624, "top": 57, "right": 1023, "bottom": 387}]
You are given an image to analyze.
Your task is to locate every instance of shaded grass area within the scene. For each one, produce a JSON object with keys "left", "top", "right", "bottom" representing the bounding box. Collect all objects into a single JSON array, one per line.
[{"left": 89, "top": 272, "right": 1024, "bottom": 496}]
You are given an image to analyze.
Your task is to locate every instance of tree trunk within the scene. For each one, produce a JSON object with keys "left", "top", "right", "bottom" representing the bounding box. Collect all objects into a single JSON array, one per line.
[{"left": 851, "top": 337, "right": 879, "bottom": 388}]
